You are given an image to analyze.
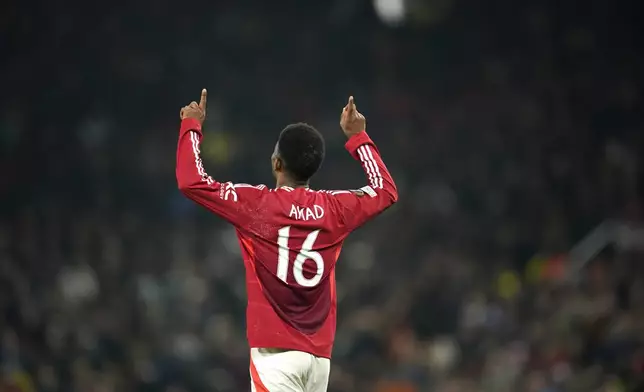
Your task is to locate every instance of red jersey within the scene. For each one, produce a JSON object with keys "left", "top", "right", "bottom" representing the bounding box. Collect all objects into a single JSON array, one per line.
[{"left": 176, "top": 118, "right": 398, "bottom": 358}]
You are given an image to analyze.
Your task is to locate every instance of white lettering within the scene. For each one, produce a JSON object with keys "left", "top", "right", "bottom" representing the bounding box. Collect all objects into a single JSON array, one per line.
[
  {"left": 276, "top": 226, "right": 324, "bottom": 287},
  {"left": 288, "top": 204, "right": 325, "bottom": 221},
  {"left": 314, "top": 205, "right": 324, "bottom": 219}
]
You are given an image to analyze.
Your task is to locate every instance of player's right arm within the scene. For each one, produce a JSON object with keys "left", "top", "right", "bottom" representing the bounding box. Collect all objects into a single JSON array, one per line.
[
  {"left": 176, "top": 89, "right": 267, "bottom": 227},
  {"left": 332, "top": 97, "right": 399, "bottom": 231}
]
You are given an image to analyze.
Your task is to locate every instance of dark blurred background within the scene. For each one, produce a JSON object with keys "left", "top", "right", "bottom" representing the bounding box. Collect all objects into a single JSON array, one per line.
[{"left": 1, "top": 0, "right": 644, "bottom": 391}]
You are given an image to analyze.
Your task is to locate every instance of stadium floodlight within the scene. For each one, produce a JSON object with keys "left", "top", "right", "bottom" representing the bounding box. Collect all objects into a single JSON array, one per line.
[{"left": 373, "top": 0, "right": 406, "bottom": 26}]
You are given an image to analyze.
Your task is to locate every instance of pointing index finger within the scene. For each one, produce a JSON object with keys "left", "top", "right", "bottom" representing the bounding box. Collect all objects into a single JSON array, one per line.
[
  {"left": 347, "top": 96, "right": 355, "bottom": 114},
  {"left": 199, "top": 89, "right": 207, "bottom": 110}
]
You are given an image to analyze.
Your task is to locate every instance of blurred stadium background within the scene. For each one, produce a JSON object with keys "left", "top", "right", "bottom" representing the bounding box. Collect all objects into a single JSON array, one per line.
[{"left": 1, "top": 0, "right": 643, "bottom": 391}]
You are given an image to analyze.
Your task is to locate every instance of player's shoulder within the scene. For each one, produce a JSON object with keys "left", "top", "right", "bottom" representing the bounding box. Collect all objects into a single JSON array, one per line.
[
  {"left": 231, "top": 183, "right": 268, "bottom": 190},
  {"left": 283, "top": 187, "right": 368, "bottom": 198},
  {"left": 264, "top": 186, "right": 378, "bottom": 210},
  {"left": 315, "top": 186, "right": 378, "bottom": 199},
  {"left": 306, "top": 186, "right": 378, "bottom": 215},
  {"left": 263, "top": 186, "right": 378, "bottom": 201},
  {"left": 218, "top": 182, "right": 268, "bottom": 202}
]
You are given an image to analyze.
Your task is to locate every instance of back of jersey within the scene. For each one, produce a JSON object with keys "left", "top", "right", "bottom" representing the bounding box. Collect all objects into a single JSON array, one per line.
[
  {"left": 246, "top": 188, "right": 348, "bottom": 336},
  {"left": 176, "top": 117, "right": 397, "bottom": 357}
]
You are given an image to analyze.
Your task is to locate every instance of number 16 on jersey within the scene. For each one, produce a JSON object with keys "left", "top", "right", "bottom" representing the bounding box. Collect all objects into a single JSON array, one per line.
[{"left": 276, "top": 226, "right": 324, "bottom": 287}]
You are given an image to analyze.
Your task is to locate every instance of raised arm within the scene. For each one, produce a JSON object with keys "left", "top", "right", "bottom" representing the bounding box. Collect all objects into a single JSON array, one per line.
[
  {"left": 331, "top": 131, "right": 398, "bottom": 230},
  {"left": 331, "top": 97, "right": 398, "bottom": 231},
  {"left": 176, "top": 90, "right": 267, "bottom": 227}
]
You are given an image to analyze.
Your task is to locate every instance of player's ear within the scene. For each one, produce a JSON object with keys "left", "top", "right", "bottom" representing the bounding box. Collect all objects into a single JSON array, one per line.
[{"left": 273, "top": 156, "right": 283, "bottom": 173}]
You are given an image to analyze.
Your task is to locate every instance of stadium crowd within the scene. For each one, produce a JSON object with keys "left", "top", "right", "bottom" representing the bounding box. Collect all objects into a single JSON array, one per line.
[{"left": 1, "top": 0, "right": 643, "bottom": 391}]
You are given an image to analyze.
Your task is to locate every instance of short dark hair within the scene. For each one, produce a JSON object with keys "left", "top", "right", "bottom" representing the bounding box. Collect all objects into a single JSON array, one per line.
[{"left": 277, "top": 123, "right": 325, "bottom": 182}]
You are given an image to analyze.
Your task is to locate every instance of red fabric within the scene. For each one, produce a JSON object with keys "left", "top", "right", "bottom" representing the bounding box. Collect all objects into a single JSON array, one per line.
[
  {"left": 177, "top": 119, "right": 397, "bottom": 358},
  {"left": 249, "top": 358, "right": 270, "bottom": 392}
]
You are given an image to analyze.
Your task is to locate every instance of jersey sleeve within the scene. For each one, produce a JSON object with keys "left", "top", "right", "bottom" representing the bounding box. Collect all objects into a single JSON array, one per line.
[
  {"left": 332, "top": 131, "right": 399, "bottom": 231},
  {"left": 176, "top": 118, "right": 268, "bottom": 227}
]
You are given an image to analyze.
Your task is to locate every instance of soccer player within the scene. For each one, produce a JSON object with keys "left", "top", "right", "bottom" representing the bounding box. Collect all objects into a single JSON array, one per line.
[{"left": 176, "top": 89, "right": 398, "bottom": 391}]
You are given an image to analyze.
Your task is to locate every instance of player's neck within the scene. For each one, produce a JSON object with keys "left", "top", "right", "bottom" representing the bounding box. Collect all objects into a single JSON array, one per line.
[{"left": 276, "top": 178, "right": 309, "bottom": 189}]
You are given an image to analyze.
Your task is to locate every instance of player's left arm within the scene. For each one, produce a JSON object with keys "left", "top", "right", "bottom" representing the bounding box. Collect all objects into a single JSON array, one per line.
[
  {"left": 176, "top": 90, "right": 267, "bottom": 227},
  {"left": 330, "top": 96, "right": 399, "bottom": 231},
  {"left": 330, "top": 131, "right": 398, "bottom": 231}
]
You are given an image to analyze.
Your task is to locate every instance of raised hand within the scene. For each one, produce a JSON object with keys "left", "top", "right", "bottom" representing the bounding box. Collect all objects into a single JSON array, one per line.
[
  {"left": 180, "top": 89, "right": 208, "bottom": 124},
  {"left": 339, "top": 96, "right": 366, "bottom": 138}
]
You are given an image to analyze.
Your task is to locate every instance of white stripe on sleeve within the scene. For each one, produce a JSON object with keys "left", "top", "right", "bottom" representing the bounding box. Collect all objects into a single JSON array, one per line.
[
  {"left": 189, "top": 131, "right": 214, "bottom": 185},
  {"left": 358, "top": 145, "right": 382, "bottom": 189},
  {"left": 357, "top": 146, "right": 377, "bottom": 188},
  {"left": 362, "top": 145, "right": 383, "bottom": 189}
]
